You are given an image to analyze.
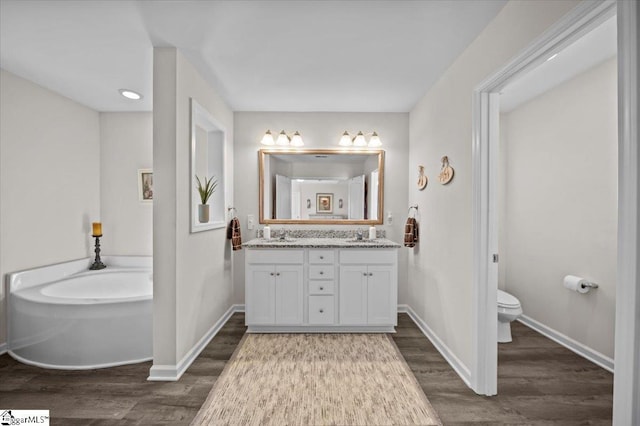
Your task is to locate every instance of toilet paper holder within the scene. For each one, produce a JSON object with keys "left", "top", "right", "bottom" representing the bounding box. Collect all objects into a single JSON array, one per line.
[{"left": 581, "top": 281, "right": 599, "bottom": 289}]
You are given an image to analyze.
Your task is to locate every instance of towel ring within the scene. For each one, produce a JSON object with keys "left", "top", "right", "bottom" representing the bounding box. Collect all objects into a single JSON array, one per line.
[{"left": 408, "top": 205, "right": 418, "bottom": 217}]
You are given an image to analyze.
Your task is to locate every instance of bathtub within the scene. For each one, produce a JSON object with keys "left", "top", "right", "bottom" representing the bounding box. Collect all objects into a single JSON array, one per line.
[{"left": 7, "top": 256, "right": 152, "bottom": 369}]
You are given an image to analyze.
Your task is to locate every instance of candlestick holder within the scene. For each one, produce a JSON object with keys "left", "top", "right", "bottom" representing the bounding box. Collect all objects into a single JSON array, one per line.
[{"left": 89, "top": 235, "right": 106, "bottom": 270}]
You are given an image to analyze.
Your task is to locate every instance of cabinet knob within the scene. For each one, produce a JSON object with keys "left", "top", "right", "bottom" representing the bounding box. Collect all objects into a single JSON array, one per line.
[
  {"left": 363, "top": 272, "right": 368, "bottom": 276},
  {"left": 369, "top": 272, "right": 374, "bottom": 276},
  {"left": 320, "top": 256, "right": 324, "bottom": 259},
  {"left": 276, "top": 273, "right": 281, "bottom": 276},
  {"left": 270, "top": 272, "right": 275, "bottom": 276},
  {"left": 319, "top": 309, "right": 324, "bottom": 313},
  {"left": 320, "top": 286, "right": 324, "bottom": 290},
  {"left": 319, "top": 271, "right": 324, "bottom": 275}
]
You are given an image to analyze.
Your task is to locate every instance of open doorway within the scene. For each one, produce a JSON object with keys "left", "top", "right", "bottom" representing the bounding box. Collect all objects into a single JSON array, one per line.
[
  {"left": 497, "top": 13, "right": 617, "bottom": 364},
  {"left": 473, "top": 3, "right": 640, "bottom": 421},
  {"left": 473, "top": 1, "right": 639, "bottom": 422}
]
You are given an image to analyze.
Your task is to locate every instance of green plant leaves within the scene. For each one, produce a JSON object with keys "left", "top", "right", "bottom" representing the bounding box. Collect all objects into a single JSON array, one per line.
[{"left": 195, "top": 175, "right": 218, "bottom": 204}]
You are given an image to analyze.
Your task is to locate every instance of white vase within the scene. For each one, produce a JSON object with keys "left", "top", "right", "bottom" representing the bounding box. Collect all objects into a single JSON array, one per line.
[{"left": 198, "top": 204, "right": 210, "bottom": 223}]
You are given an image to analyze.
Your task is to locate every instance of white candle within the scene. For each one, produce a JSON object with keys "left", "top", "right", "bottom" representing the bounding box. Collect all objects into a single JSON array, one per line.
[
  {"left": 263, "top": 226, "right": 271, "bottom": 240},
  {"left": 369, "top": 226, "right": 376, "bottom": 240}
]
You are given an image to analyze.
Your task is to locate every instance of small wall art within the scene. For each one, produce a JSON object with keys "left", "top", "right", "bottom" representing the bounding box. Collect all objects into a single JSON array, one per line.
[
  {"left": 138, "top": 169, "right": 153, "bottom": 202},
  {"left": 438, "top": 156, "right": 454, "bottom": 185},
  {"left": 316, "top": 193, "right": 333, "bottom": 213},
  {"left": 417, "top": 165, "right": 428, "bottom": 190}
]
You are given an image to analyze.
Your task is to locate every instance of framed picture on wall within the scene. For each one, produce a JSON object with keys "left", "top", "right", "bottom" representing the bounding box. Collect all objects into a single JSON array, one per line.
[
  {"left": 316, "top": 193, "right": 333, "bottom": 213},
  {"left": 138, "top": 169, "right": 153, "bottom": 203}
]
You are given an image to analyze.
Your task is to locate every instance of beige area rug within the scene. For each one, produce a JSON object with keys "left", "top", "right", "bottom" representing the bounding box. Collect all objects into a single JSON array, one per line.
[{"left": 191, "top": 333, "right": 442, "bottom": 426}]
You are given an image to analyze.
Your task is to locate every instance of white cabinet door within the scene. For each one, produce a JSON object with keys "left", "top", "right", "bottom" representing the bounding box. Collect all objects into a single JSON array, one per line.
[
  {"left": 339, "top": 265, "right": 368, "bottom": 325},
  {"left": 246, "top": 266, "right": 276, "bottom": 325},
  {"left": 367, "top": 265, "right": 396, "bottom": 325},
  {"left": 275, "top": 265, "right": 303, "bottom": 325}
]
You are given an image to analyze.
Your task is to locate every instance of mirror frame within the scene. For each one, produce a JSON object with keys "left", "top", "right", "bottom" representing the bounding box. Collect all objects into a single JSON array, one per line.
[{"left": 259, "top": 148, "right": 384, "bottom": 225}]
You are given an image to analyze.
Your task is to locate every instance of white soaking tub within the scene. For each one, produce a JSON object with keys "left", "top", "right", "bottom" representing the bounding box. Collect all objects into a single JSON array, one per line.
[{"left": 7, "top": 256, "right": 152, "bottom": 370}]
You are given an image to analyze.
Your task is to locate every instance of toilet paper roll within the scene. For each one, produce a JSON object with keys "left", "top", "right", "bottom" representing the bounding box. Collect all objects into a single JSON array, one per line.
[
  {"left": 369, "top": 226, "right": 377, "bottom": 240},
  {"left": 263, "top": 226, "right": 271, "bottom": 240},
  {"left": 563, "top": 275, "right": 590, "bottom": 294}
]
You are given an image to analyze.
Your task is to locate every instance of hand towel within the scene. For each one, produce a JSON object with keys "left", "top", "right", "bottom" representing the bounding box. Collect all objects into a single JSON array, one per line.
[
  {"left": 227, "top": 217, "right": 242, "bottom": 251},
  {"left": 404, "top": 217, "right": 419, "bottom": 248}
]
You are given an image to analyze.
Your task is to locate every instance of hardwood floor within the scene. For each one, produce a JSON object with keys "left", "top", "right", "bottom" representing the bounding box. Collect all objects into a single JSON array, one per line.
[
  {"left": 393, "top": 315, "right": 613, "bottom": 425},
  {"left": 0, "top": 313, "right": 613, "bottom": 425}
]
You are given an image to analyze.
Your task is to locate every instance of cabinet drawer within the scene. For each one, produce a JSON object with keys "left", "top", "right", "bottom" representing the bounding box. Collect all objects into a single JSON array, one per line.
[
  {"left": 339, "top": 249, "right": 396, "bottom": 264},
  {"left": 309, "top": 265, "right": 334, "bottom": 279},
  {"left": 246, "top": 249, "right": 304, "bottom": 264},
  {"left": 308, "top": 296, "right": 335, "bottom": 324},
  {"left": 309, "top": 250, "right": 334, "bottom": 264},
  {"left": 309, "top": 280, "right": 334, "bottom": 295}
]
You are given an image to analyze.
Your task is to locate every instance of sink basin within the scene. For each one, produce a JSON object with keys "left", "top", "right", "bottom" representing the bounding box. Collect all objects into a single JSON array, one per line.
[{"left": 263, "top": 238, "right": 296, "bottom": 243}]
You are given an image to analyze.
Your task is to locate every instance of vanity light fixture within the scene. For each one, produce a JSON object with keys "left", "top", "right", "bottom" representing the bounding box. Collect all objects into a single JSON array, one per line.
[
  {"left": 290, "top": 131, "right": 304, "bottom": 147},
  {"left": 118, "top": 89, "right": 143, "bottom": 100},
  {"left": 261, "top": 129, "right": 304, "bottom": 147},
  {"left": 260, "top": 130, "right": 275, "bottom": 146},
  {"left": 339, "top": 131, "right": 353, "bottom": 147},
  {"left": 353, "top": 131, "right": 367, "bottom": 147},
  {"left": 276, "top": 130, "right": 290, "bottom": 146},
  {"left": 338, "top": 131, "right": 382, "bottom": 148}
]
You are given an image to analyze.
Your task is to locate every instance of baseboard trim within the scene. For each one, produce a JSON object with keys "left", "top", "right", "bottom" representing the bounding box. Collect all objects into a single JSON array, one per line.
[
  {"left": 148, "top": 304, "right": 244, "bottom": 381},
  {"left": 403, "top": 305, "right": 471, "bottom": 387},
  {"left": 0, "top": 341, "right": 7, "bottom": 356},
  {"left": 518, "top": 315, "right": 614, "bottom": 373}
]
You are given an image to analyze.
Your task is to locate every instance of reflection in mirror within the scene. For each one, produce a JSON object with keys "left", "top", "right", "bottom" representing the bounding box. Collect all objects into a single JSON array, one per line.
[
  {"left": 190, "top": 98, "right": 226, "bottom": 233},
  {"left": 259, "top": 149, "right": 384, "bottom": 224}
]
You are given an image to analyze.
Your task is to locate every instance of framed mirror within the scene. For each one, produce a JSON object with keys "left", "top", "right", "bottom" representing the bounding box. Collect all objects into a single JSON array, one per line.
[
  {"left": 190, "top": 98, "right": 226, "bottom": 233},
  {"left": 259, "top": 149, "right": 384, "bottom": 225}
]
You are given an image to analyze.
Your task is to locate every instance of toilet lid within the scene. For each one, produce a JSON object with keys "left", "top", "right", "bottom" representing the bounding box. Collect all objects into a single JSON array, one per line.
[{"left": 497, "top": 290, "right": 520, "bottom": 307}]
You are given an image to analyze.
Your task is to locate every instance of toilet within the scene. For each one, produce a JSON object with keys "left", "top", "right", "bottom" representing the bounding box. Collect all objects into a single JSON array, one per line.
[{"left": 497, "top": 289, "right": 523, "bottom": 343}]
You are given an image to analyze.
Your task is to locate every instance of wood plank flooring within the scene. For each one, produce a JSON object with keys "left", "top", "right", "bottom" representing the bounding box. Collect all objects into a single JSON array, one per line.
[{"left": 0, "top": 313, "right": 613, "bottom": 425}]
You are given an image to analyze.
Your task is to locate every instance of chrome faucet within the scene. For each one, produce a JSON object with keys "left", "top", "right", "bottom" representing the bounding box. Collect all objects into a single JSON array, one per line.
[
  {"left": 356, "top": 229, "right": 363, "bottom": 241},
  {"left": 279, "top": 229, "right": 287, "bottom": 241}
]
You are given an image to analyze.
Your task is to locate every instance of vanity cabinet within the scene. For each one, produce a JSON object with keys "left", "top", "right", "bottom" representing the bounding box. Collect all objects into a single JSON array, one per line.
[
  {"left": 245, "top": 245, "right": 397, "bottom": 332},
  {"left": 307, "top": 249, "right": 336, "bottom": 325},
  {"left": 339, "top": 250, "right": 397, "bottom": 326},
  {"left": 245, "top": 250, "right": 304, "bottom": 326}
]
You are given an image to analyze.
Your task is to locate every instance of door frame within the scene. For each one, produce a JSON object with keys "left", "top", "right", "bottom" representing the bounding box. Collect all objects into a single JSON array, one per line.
[{"left": 471, "top": 3, "right": 638, "bottom": 421}]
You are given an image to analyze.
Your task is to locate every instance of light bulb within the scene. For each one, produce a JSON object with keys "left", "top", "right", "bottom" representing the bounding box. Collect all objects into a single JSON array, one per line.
[
  {"left": 353, "top": 131, "right": 367, "bottom": 147},
  {"left": 276, "top": 130, "right": 290, "bottom": 146},
  {"left": 368, "top": 131, "right": 382, "bottom": 147},
  {"left": 339, "top": 131, "right": 352, "bottom": 147},
  {"left": 290, "top": 131, "right": 304, "bottom": 147},
  {"left": 261, "top": 130, "right": 275, "bottom": 145}
]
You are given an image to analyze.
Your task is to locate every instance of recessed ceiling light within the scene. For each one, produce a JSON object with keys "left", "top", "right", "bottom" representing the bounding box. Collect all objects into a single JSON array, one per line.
[
  {"left": 119, "top": 89, "right": 143, "bottom": 100},
  {"left": 546, "top": 53, "right": 558, "bottom": 62}
]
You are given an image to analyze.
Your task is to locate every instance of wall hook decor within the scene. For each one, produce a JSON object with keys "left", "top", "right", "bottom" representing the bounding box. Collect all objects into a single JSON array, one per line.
[
  {"left": 438, "top": 156, "right": 454, "bottom": 185},
  {"left": 417, "top": 165, "right": 428, "bottom": 190}
]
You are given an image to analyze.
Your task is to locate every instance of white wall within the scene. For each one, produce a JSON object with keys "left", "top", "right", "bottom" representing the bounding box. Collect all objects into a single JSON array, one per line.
[
  {"left": 233, "top": 112, "right": 409, "bottom": 305},
  {"left": 152, "top": 48, "right": 234, "bottom": 372},
  {"left": 500, "top": 58, "right": 617, "bottom": 358},
  {"left": 407, "top": 0, "right": 581, "bottom": 372},
  {"left": 0, "top": 69, "right": 101, "bottom": 347},
  {"left": 100, "top": 112, "right": 153, "bottom": 256}
]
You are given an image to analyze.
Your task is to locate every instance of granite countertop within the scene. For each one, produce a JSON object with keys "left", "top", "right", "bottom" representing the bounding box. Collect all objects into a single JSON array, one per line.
[{"left": 243, "top": 237, "right": 401, "bottom": 249}]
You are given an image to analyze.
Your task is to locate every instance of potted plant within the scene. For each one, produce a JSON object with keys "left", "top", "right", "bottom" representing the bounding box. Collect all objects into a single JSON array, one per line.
[{"left": 196, "top": 175, "right": 218, "bottom": 223}]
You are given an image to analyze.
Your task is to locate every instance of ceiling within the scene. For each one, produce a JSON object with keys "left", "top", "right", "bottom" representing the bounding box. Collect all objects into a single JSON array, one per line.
[
  {"left": 0, "top": 0, "right": 507, "bottom": 113},
  {"left": 500, "top": 15, "right": 617, "bottom": 112}
]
